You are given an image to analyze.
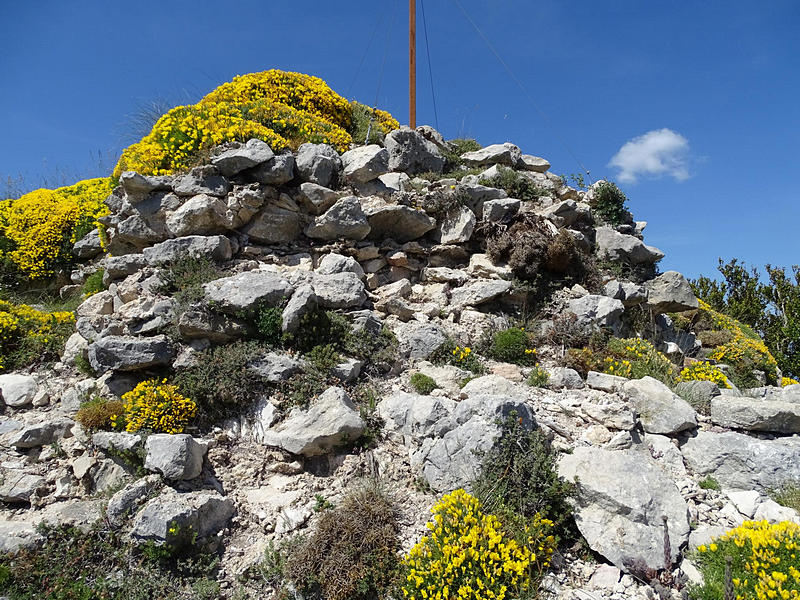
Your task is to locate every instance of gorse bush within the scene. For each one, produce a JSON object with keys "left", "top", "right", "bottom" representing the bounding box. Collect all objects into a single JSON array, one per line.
[
  {"left": 284, "top": 486, "right": 402, "bottom": 600},
  {"left": 691, "top": 520, "right": 800, "bottom": 600},
  {"left": 350, "top": 101, "right": 400, "bottom": 145},
  {"left": 75, "top": 396, "right": 125, "bottom": 431},
  {"left": 487, "top": 327, "right": 537, "bottom": 366},
  {"left": 120, "top": 379, "right": 197, "bottom": 434},
  {"left": 402, "top": 489, "right": 555, "bottom": 600},
  {"left": 526, "top": 366, "right": 550, "bottom": 388},
  {"left": 784, "top": 377, "right": 800, "bottom": 387},
  {"left": 678, "top": 362, "right": 730, "bottom": 388},
  {"left": 431, "top": 340, "right": 484, "bottom": 374},
  {"left": 0, "top": 299, "right": 75, "bottom": 372},
  {"left": 114, "top": 70, "right": 399, "bottom": 177},
  {"left": 0, "top": 177, "right": 112, "bottom": 280},
  {"left": 601, "top": 337, "right": 676, "bottom": 384},
  {"left": 590, "top": 181, "right": 629, "bottom": 225},
  {"left": 81, "top": 268, "right": 106, "bottom": 297}
]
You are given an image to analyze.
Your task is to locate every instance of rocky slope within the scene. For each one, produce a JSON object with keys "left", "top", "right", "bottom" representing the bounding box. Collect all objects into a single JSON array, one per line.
[{"left": 2, "top": 125, "right": 799, "bottom": 600}]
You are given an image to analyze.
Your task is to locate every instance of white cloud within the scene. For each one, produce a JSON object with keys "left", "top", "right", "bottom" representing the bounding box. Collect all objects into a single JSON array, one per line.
[{"left": 608, "top": 128, "right": 691, "bottom": 184}]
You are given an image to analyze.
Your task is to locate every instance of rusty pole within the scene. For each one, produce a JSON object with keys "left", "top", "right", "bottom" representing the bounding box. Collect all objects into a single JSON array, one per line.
[{"left": 409, "top": 0, "right": 416, "bottom": 128}]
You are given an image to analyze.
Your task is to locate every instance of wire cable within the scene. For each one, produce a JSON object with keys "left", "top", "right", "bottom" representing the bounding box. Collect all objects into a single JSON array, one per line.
[
  {"left": 450, "top": 0, "right": 592, "bottom": 180},
  {"left": 374, "top": 0, "right": 399, "bottom": 108},
  {"left": 420, "top": 0, "right": 440, "bottom": 130},
  {"left": 347, "top": 11, "right": 386, "bottom": 98}
]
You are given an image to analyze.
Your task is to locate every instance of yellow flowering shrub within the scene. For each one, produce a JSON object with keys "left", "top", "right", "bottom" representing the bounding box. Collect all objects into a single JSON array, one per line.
[
  {"left": 0, "top": 299, "right": 75, "bottom": 372},
  {"left": 120, "top": 379, "right": 197, "bottom": 434},
  {"left": 0, "top": 178, "right": 112, "bottom": 279},
  {"left": 113, "top": 69, "right": 400, "bottom": 177},
  {"left": 783, "top": 377, "right": 800, "bottom": 387},
  {"left": 403, "top": 489, "right": 555, "bottom": 600},
  {"left": 678, "top": 362, "right": 731, "bottom": 388},
  {"left": 692, "top": 520, "right": 800, "bottom": 600},
  {"left": 601, "top": 337, "right": 677, "bottom": 385}
]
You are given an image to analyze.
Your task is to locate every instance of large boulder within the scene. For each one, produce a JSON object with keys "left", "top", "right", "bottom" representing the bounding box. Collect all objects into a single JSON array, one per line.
[
  {"left": 312, "top": 272, "right": 366, "bottom": 309},
  {"left": 144, "top": 434, "right": 206, "bottom": 480},
  {"left": 567, "top": 295, "right": 625, "bottom": 333},
  {"left": 0, "top": 374, "right": 38, "bottom": 408},
  {"left": 378, "top": 392, "right": 457, "bottom": 440},
  {"left": 143, "top": 235, "right": 232, "bottom": 264},
  {"left": 0, "top": 472, "right": 45, "bottom": 503},
  {"left": 281, "top": 284, "right": 317, "bottom": 333},
  {"left": 166, "top": 194, "right": 229, "bottom": 237},
  {"left": 88, "top": 335, "right": 176, "bottom": 373},
  {"left": 241, "top": 206, "right": 301, "bottom": 243},
  {"left": 173, "top": 165, "right": 231, "bottom": 197},
  {"left": 595, "top": 227, "right": 664, "bottom": 265},
  {"left": 261, "top": 387, "right": 365, "bottom": 456},
  {"left": 384, "top": 127, "right": 445, "bottom": 174},
  {"left": 248, "top": 154, "right": 296, "bottom": 186},
  {"left": 393, "top": 321, "right": 448, "bottom": 360},
  {"left": 438, "top": 206, "right": 475, "bottom": 244},
  {"left": 622, "top": 376, "right": 697, "bottom": 435},
  {"left": 297, "top": 182, "right": 340, "bottom": 215},
  {"left": 305, "top": 196, "right": 371, "bottom": 241},
  {"left": 711, "top": 397, "right": 800, "bottom": 433},
  {"left": 460, "top": 143, "right": 522, "bottom": 167},
  {"left": 203, "top": 270, "right": 293, "bottom": 315},
  {"left": 558, "top": 447, "right": 690, "bottom": 572},
  {"left": 341, "top": 144, "right": 389, "bottom": 183},
  {"left": 130, "top": 490, "right": 234, "bottom": 544},
  {"left": 680, "top": 430, "right": 800, "bottom": 492},
  {"left": 211, "top": 138, "right": 275, "bottom": 176},
  {"left": 0, "top": 521, "right": 42, "bottom": 554},
  {"left": 295, "top": 143, "right": 342, "bottom": 188},
  {"left": 364, "top": 202, "right": 436, "bottom": 242},
  {"left": 645, "top": 271, "right": 699, "bottom": 313},
  {"left": 450, "top": 279, "right": 512, "bottom": 307}
]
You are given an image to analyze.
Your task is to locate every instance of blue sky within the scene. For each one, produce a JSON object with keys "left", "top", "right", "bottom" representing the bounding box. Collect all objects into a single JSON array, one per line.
[{"left": 1, "top": 0, "right": 798, "bottom": 279}]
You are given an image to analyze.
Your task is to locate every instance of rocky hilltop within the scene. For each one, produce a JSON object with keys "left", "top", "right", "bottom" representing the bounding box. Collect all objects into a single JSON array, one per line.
[{"left": 1, "top": 71, "right": 799, "bottom": 600}]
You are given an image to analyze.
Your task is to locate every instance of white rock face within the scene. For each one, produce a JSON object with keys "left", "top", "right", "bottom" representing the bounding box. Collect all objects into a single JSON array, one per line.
[
  {"left": 622, "top": 376, "right": 698, "bottom": 435},
  {"left": 144, "top": 434, "right": 206, "bottom": 480},
  {"left": 341, "top": 145, "right": 389, "bottom": 183},
  {"left": 203, "top": 271, "right": 293, "bottom": 315},
  {"left": 0, "top": 374, "right": 38, "bottom": 407},
  {"left": 460, "top": 143, "right": 522, "bottom": 167}
]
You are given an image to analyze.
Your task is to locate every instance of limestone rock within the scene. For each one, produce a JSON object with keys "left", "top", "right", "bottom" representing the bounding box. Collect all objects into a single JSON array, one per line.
[
  {"left": 130, "top": 489, "right": 235, "bottom": 543},
  {"left": 711, "top": 396, "right": 800, "bottom": 433},
  {"left": 173, "top": 165, "right": 231, "bottom": 197},
  {"left": 298, "top": 182, "right": 340, "bottom": 215},
  {"left": 241, "top": 205, "right": 301, "bottom": 243},
  {"left": 281, "top": 284, "right": 317, "bottom": 333},
  {"left": 460, "top": 143, "right": 522, "bottom": 167},
  {"left": 645, "top": 271, "right": 699, "bottom": 313},
  {"left": 166, "top": 194, "right": 229, "bottom": 237},
  {"left": 364, "top": 202, "right": 436, "bottom": 242},
  {"left": 296, "top": 143, "right": 342, "bottom": 188},
  {"left": 305, "top": 196, "right": 371, "bottom": 241},
  {"left": 394, "top": 321, "right": 448, "bottom": 360},
  {"left": 248, "top": 153, "right": 296, "bottom": 186},
  {"left": 595, "top": 226, "right": 664, "bottom": 265},
  {"left": 144, "top": 434, "right": 206, "bottom": 480},
  {"left": 11, "top": 418, "right": 74, "bottom": 448},
  {"left": 316, "top": 253, "right": 365, "bottom": 278},
  {"left": 567, "top": 295, "right": 625, "bottom": 333},
  {"left": 0, "top": 521, "right": 42, "bottom": 554},
  {"left": 450, "top": 279, "right": 512, "bottom": 307},
  {"left": 0, "top": 472, "right": 45, "bottom": 503},
  {"left": 519, "top": 154, "right": 550, "bottom": 172},
  {"left": 107, "top": 475, "right": 162, "bottom": 527},
  {"left": 384, "top": 127, "right": 445, "bottom": 174},
  {"left": 312, "top": 272, "right": 366, "bottom": 309},
  {"left": 622, "top": 376, "right": 698, "bottom": 435},
  {"left": 143, "top": 235, "right": 232, "bottom": 264},
  {"left": 203, "top": 270, "right": 293, "bottom": 315},
  {"left": 88, "top": 335, "right": 176, "bottom": 373},
  {"left": 211, "top": 138, "right": 275, "bottom": 176},
  {"left": 482, "top": 198, "right": 520, "bottom": 223},
  {"left": 0, "top": 373, "right": 38, "bottom": 408},
  {"left": 439, "top": 206, "right": 475, "bottom": 244},
  {"left": 341, "top": 144, "right": 389, "bottom": 183}
]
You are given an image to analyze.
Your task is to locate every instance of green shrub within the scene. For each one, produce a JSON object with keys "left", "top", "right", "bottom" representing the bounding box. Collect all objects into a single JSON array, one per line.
[
  {"left": 430, "top": 339, "right": 485, "bottom": 374},
  {"left": 590, "top": 181, "right": 629, "bottom": 225},
  {"left": 440, "top": 138, "right": 482, "bottom": 170},
  {"left": 343, "top": 325, "right": 398, "bottom": 374},
  {"left": 0, "top": 523, "right": 219, "bottom": 600},
  {"left": 157, "top": 256, "right": 225, "bottom": 309},
  {"left": 698, "top": 476, "right": 721, "bottom": 491},
  {"left": 81, "top": 268, "right": 106, "bottom": 296},
  {"left": 173, "top": 340, "right": 266, "bottom": 419},
  {"left": 771, "top": 484, "right": 800, "bottom": 513},
  {"left": 473, "top": 412, "right": 576, "bottom": 544},
  {"left": 307, "top": 343, "right": 341, "bottom": 373},
  {"left": 74, "top": 353, "right": 94, "bottom": 376},
  {"left": 256, "top": 305, "right": 283, "bottom": 346},
  {"left": 409, "top": 372, "right": 437, "bottom": 395},
  {"left": 75, "top": 396, "right": 125, "bottom": 431},
  {"left": 284, "top": 309, "right": 349, "bottom": 354},
  {"left": 284, "top": 485, "right": 402, "bottom": 600},
  {"left": 527, "top": 366, "right": 550, "bottom": 388},
  {"left": 488, "top": 327, "right": 537, "bottom": 366},
  {"left": 479, "top": 166, "right": 550, "bottom": 201}
]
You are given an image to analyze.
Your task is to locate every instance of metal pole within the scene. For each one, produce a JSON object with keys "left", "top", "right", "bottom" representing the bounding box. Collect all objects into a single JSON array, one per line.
[{"left": 409, "top": 0, "right": 416, "bottom": 128}]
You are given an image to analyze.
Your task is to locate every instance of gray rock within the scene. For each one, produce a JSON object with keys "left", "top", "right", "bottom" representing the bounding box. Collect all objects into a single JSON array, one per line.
[
  {"left": 567, "top": 295, "right": 625, "bottom": 333},
  {"left": 0, "top": 521, "right": 42, "bottom": 553},
  {"left": 586, "top": 371, "right": 628, "bottom": 393},
  {"left": 11, "top": 418, "right": 74, "bottom": 448},
  {"left": 281, "top": 284, "right": 317, "bottom": 333},
  {"left": 298, "top": 182, "right": 340, "bottom": 215},
  {"left": 114, "top": 215, "right": 165, "bottom": 248},
  {"left": 461, "top": 143, "right": 522, "bottom": 167},
  {"left": 394, "top": 322, "right": 448, "bottom": 359},
  {"left": 422, "top": 267, "right": 469, "bottom": 285},
  {"left": 0, "top": 373, "right": 38, "bottom": 408},
  {"left": 261, "top": 387, "right": 365, "bottom": 456},
  {"left": 604, "top": 279, "right": 648, "bottom": 307},
  {"left": 341, "top": 144, "right": 389, "bottom": 183},
  {"left": 305, "top": 196, "right": 371, "bottom": 241},
  {"left": 88, "top": 334, "right": 175, "bottom": 373},
  {"left": 711, "top": 396, "right": 800, "bottom": 433},
  {"left": 378, "top": 391, "right": 457, "bottom": 439},
  {"left": 173, "top": 165, "right": 231, "bottom": 197},
  {"left": 312, "top": 272, "right": 366, "bottom": 309},
  {"left": 166, "top": 194, "right": 229, "bottom": 237},
  {"left": 211, "top": 139, "right": 275, "bottom": 176},
  {"left": 595, "top": 226, "right": 664, "bottom": 265},
  {"left": 332, "top": 358, "right": 363, "bottom": 383},
  {"left": 0, "top": 471, "right": 45, "bottom": 503},
  {"left": 203, "top": 270, "right": 293, "bottom": 315},
  {"left": 558, "top": 447, "right": 689, "bottom": 572},
  {"left": 144, "top": 434, "right": 206, "bottom": 480},
  {"left": 364, "top": 203, "right": 436, "bottom": 242},
  {"left": 117, "top": 296, "right": 175, "bottom": 335},
  {"left": 482, "top": 198, "right": 520, "bottom": 223},
  {"left": 241, "top": 205, "right": 301, "bottom": 243},
  {"left": 458, "top": 183, "right": 508, "bottom": 216},
  {"left": 296, "top": 143, "right": 342, "bottom": 188},
  {"left": 622, "top": 376, "right": 697, "bottom": 435},
  {"left": 143, "top": 235, "right": 232, "bottom": 264},
  {"left": 38, "top": 499, "right": 104, "bottom": 532},
  {"left": 130, "top": 490, "right": 235, "bottom": 543},
  {"left": 450, "top": 279, "right": 512, "bottom": 307},
  {"left": 519, "top": 154, "right": 550, "bottom": 172},
  {"left": 103, "top": 254, "right": 148, "bottom": 281},
  {"left": 62, "top": 332, "right": 90, "bottom": 365},
  {"left": 439, "top": 206, "right": 475, "bottom": 244},
  {"left": 645, "top": 271, "right": 699, "bottom": 313},
  {"left": 92, "top": 431, "right": 142, "bottom": 452},
  {"left": 249, "top": 153, "right": 296, "bottom": 186},
  {"left": 248, "top": 352, "right": 303, "bottom": 383},
  {"left": 547, "top": 367, "right": 584, "bottom": 389},
  {"left": 120, "top": 171, "right": 171, "bottom": 196},
  {"left": 680, "top": 430, "right": 800, "bottom": 492},
  {"left": 224, "top": 183, "right": 267, "bottom": 228},
  {"left": 178, "top": 309, "right": 253, "bottom": 342},
  {"left": 384, "top": 127, "right": 445, "bottom": 174},
  {"left": 76, "top": 291, "right": 114, "bottom": 318},
  {"left": 316, "top": 253, "right": 365, "bottom": 278},
  {"left": 107, "top": 475, "right": 162, "bottom": 527},
  {"left": 72, "top": 228, "right": 104, "bottom": 259}
]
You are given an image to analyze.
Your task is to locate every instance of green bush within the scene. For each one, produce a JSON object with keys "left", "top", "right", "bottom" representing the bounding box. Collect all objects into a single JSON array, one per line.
[
  {"left": 430, "top": 339, "right": 485, "bottom": 374},
  {"left": 479, "top": 166, "right": 550, "bottom": 201},
  {"left": 440, "top": 138, "right": 482, "bottom": 170},
  {"left": 74, "top": 396, "right": 125, "bottom": 431},
  {"left": 590, "top": 181, "right": 629, "bottom": 225},
  {"left": 343, "top": 325, "right": 398, "bottom": 375},
  {"left": 284, "top": 486, "right": 402, "bottom": 600},
  {"left": 81, "top": 268, "right": 106, "bottom": 296},
  {"left": 157, "top": 255, "right": 226, "bottom": 309},
  {"left": 472, "top": 412, "right": 577, "bottom": 545},
  {"left": 527, "top": 366, "right": 550, "bottom": 388},
  {"left": 409, "top": 372, "right": 437, "bottom": 395},
  {"left": 307, "top": 343, "right": 341, "bottom": 373},
  {"left": 256, "top": 305, "right": 283, "bottom": 346},
  {"left": 698, "top": 476, "right": 720, "bottom": 491},
  {"left": 284, "top": 309, "right": 349, "bottom": 354},
  {"left": 488, "top": 327, "right": 537, "bottom": 366}
]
